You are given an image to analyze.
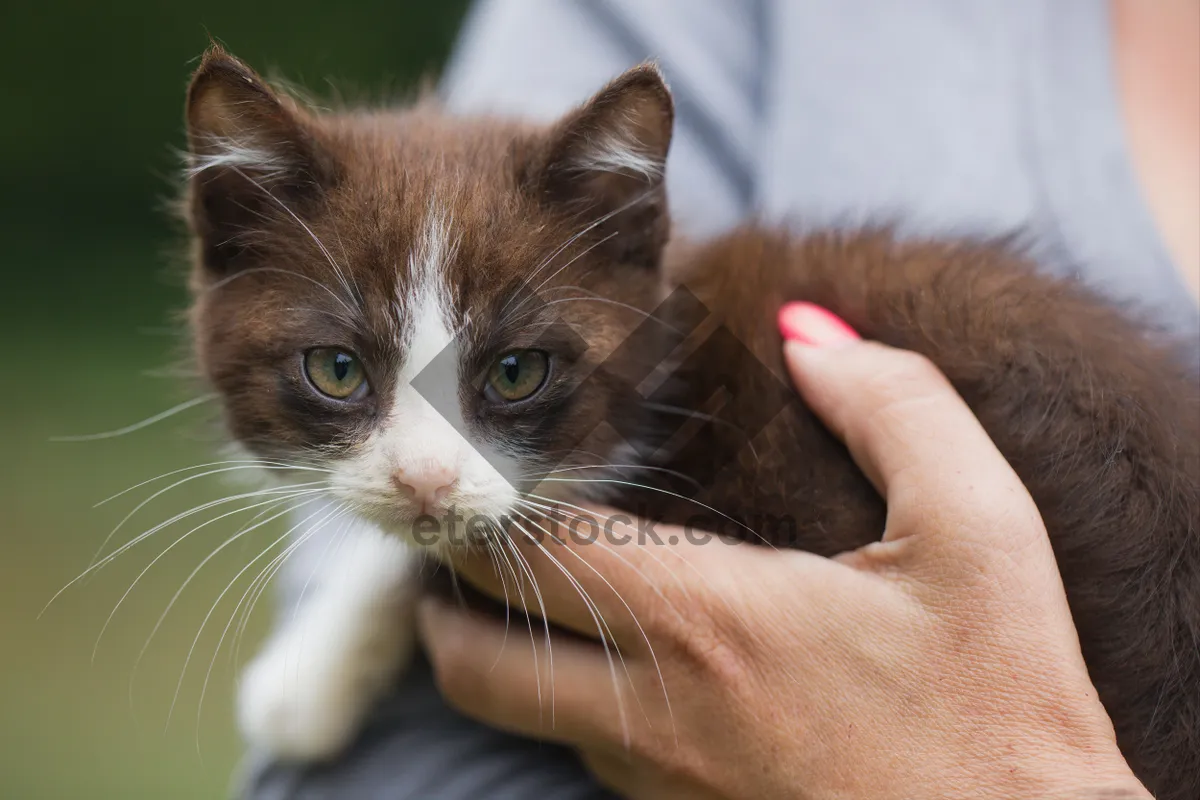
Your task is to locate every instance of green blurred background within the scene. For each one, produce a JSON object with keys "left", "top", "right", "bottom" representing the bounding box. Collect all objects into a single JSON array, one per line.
[{"left": 0, "top": 3, "right": 469, "bottom": 797}]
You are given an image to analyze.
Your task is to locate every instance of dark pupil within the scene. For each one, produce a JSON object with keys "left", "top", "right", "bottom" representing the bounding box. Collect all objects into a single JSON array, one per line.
[
  {"left": 333, "top": 353, "right": 352, "bottom": 382},
  {"left": 502, "top": 355, "right": 520, "bottom": 384}
]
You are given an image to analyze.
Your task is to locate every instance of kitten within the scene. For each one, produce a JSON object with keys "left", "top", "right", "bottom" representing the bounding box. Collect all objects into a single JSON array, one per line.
[{"left": 183, "top": 48, "right": 1199, "bottom": 798}]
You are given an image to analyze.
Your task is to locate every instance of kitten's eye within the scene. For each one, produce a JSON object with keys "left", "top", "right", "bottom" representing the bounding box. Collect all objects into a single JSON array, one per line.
[
  {"left": 486, "top": 350, "right": 549, "bottom": 402},
  {"left": 304, "top": 348, "right": 367, "bottom": 400}
]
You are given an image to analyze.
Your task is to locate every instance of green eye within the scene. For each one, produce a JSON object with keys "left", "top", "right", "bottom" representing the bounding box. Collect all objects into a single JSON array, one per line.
[
  {"left": 304, "top": 348, "right": 367, "bottom": 399},
  {"left": 487, "top": 350, "right": 549, "bottom": 402}
]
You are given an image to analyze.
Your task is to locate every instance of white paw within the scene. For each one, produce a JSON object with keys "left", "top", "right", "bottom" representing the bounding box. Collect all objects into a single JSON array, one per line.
[
  {"left": 238, "top": 525, "right": 418, "bottom": 761},
  {"left": 236, "top": 623, "right": 415, "bottom": 762},
  {"left": 237, "top": 640, "right": 374, "bottom": 761}
]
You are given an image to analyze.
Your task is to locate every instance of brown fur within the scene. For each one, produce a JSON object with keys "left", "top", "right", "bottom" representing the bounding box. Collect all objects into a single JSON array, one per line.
[{"left": 183, "top": 47, "right": 1199, "bottom": 798}]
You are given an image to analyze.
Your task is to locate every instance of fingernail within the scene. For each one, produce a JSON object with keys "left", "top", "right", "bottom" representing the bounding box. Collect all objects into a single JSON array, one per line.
[{"left": 777, "top": 302, "right": 860, "bottom": 347}]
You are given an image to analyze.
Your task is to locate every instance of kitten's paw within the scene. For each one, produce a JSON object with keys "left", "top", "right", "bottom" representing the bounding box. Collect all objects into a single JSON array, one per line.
[
  {"left": 237, "top": 637, "right": 403, "bottom": 762},
  {"left": 238, "top": 527, "right": 418, "bottom": 761}
]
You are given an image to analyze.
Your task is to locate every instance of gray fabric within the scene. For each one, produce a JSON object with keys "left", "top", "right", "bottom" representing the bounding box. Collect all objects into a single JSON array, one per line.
[{"left": 244, "top": 0, "right": 1200, "bottom": 797}]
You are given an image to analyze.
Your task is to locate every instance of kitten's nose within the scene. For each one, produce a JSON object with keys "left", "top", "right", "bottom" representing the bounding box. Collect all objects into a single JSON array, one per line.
[{"left": 391, "top": 463, "right": 457, "bottom": 513}]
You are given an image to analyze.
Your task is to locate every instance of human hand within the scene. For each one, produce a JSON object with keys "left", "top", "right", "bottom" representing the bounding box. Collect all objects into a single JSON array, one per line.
[{"left": 418, "top": 302, "right": 1150, "bottom": 800}]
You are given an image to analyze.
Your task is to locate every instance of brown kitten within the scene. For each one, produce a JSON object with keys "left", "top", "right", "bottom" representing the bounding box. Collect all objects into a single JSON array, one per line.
[{"left": 183, "top": 47, "right": 1198, "bottom": 797}]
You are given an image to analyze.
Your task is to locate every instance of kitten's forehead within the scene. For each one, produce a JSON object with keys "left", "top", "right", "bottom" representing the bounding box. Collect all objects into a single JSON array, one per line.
[{"left": 313, "top": 111, "right": 557, "bottom": 334}]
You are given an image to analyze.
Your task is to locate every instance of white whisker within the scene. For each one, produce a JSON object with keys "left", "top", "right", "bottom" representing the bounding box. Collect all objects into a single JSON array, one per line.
[
  {"left": 204, "top": 265, "right": 358, "bottom": 319},
  {"left": 481, "top": 535, "right": 515, "bottom": 672},
  {"left": 506, "top": 514, "right": 632, "bottom": 749},
  {"left": 523, "top": 494, "right": 763, "bottom": 670},
  {"left": 50, "top": 394, "right": 217, "bottom": 442},
  {"left": 169, "top": 501, "right": 348, "bottom": 731},
  {"left": 127, "top": 493, "right": 325, "bottom": 702},
  {"left": 516, "top": 497, "right": 684, "bottom": 606},
  {"left": 510, "top": 506, "right": 672, "bottom": 743},
  {"left": 519, "top": 462, "right": 701, "bottom": 493},
  {"left": 496, "top": 529, "right": 551, "bottom": 723},
  {"left": 94, "top": 489, "right": 329, "bottom": 661},
  {"left": 535, "top": 477, "right": 773, "bottom": 548},
  {"left": 201, "top": 508, "right": 353, "bottom": 750},
  {"left": 513, "top": 285, "right": 682, "bottom": 335},
  {"left": 94, "top": 459, "right": 332, "bottom": 509},
  {"left": 86, "top": 466, "right": 327, "bottom": 573},
  {"left": 42, "top": 482, "right": 329, "bottom": 618},
  {"left": 642, "top": 401, "right": 760, "bottom": 462},
  {"left": 499, "top": 188, "right": 655, "bottom": 322},
  {"left": 228, "top": 166, "right": 360, "bottom": 311}
]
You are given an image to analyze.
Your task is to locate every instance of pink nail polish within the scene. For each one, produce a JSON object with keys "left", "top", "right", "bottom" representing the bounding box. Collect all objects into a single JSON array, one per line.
[{"left": 777, "top": 302, "right": 860, "bottom": 346}]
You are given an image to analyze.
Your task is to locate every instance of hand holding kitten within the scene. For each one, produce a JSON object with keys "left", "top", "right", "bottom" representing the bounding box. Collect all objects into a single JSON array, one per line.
[{"left": 419, "top": 303, "right": 1150, "bottom": 800}]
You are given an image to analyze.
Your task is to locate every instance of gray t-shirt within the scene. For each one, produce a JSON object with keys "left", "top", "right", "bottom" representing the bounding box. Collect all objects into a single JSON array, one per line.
[
  {"left": 443, "top": 0, "right": 1197, "bottom": 342},
  {"left": 246, "top": 1, "right": 1199, "bottom": 797}
]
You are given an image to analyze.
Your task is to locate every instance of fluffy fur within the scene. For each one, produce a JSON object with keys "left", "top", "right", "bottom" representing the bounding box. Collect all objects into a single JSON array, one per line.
[{"left": 182, "top": 47, "right": 1199, "bottom": 797}]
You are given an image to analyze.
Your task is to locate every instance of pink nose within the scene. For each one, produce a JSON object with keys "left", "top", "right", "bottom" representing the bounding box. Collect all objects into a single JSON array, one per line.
[{"left": 391, "top": 463, "right": 457, "bottom": 512}]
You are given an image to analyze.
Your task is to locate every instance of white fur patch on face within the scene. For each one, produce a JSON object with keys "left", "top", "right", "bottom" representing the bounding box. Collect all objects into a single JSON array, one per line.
[
  {"left": 404, "top": 202, "right": 456, "bottom": 356},
  {"left": 330, "top": 204, "right": 519, "bottom": 548}
]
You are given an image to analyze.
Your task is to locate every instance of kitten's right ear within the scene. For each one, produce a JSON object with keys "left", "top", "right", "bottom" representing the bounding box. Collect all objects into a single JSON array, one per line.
[{"left": 185, "top": 46, "right": 332, "bottom": 273}]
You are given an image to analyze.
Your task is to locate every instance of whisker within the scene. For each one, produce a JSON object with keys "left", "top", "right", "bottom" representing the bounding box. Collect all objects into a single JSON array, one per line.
[
  {"left": 501, "top": 233, "right": 621, "bottom": 330},
  {"left": 231, "top": 508, "right": 337, "bottom": 668},
  {"left": 231, "top": 546, "right": 294, "bottom": 667},
  {"left": 510, "top": 290, "right": 682, "bottom": 336},
  {"left": 506, "top": 513, "right": 632, "bottom": 749},
  {"left": 534, "top": 477, "right": 774, "bottom": 548},
  {"left": 499, "top": 188, "right": 655, "bottom": 321},
  {"left": 641, "top": 401, "right": 761, "bottom": 463},
  {"left": 98, "top": 479, "right": 328, "bottom": 570},
  {"left": 127, "top": 493, "right": 324, "bottom": 700},
  {"left": 204, "top": 266, "right": 358, "bottom": 320},
  {"left": 523, "top": 494, "right": 762, "bottom": 667},
  {"left": 50, "top": 394, "right": 217, "bottom": 442},
  {"left": 195, "top": 511, "right": 345, "bottom": 753},
  {"left": 495, "top": 529, "right": 550, "bottom": 723},
  {"left": 510, "top": 506, "right": 671, "bottom": 743},
  {"left": 331, "top": 226, "right": 363, "bottom": 303},
  {"left": 94, "top": 489, "right": 329, "bottom": 661},
  {"left": 516, "top": 497, "right": 686, "bottom": 605},
  {"left": 87, "top": 466, "right": 328, "bottom": 574},
  {"left": 95, "top": 459, "right": 332, "bottom": 509},
  {"left": 289, "top": 512, "right": 356, "bottom": 625},
  {"left": 228, "top": 166, "right": 360, "bottom": 311},
  {"left": 480, "top": 535, "right": 515, "bottom": 672},
  {"left": 168, "top": 501, "right": 348, "bottom": 731},
  {"left": 518, "top": 231, "right": 619, "bottom": 309},
  {"left": 518, "top": 462, "right": 702, "bottom": 493},
  {"left": 42, "top": 482, "right": 328, "bottom": 617}
]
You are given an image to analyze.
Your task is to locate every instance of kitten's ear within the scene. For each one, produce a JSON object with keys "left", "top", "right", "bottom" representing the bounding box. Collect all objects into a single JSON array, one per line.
[
  {"left": 184, "top": 46, "right": 333, "bottom": 273},
  {"left": 525, "top": 63, "right": 674, "bottom": 269}
]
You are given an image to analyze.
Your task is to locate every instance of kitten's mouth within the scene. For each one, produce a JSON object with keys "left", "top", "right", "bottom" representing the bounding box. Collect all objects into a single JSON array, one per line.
[{"left": 346, "top": 496, "right": 508, "bottom": 549}]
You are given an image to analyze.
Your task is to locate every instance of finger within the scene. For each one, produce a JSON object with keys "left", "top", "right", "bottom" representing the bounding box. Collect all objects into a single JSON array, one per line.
[
  {"left": 418, "top": 596, "right": 653, "bottom": 749},
  {"left": 779, "top": 303, "right": 1046, "bottom": 557}
]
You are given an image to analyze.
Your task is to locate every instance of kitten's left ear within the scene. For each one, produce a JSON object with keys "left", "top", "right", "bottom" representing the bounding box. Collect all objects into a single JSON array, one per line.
[{"left": 525, "top": 63, "right": 674, "bottom": 269}]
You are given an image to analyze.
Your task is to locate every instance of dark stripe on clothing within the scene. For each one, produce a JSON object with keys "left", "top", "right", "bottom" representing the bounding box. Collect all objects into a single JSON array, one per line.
[{"left": 582, "top": 0, "right": 757, "bottom": 207}]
